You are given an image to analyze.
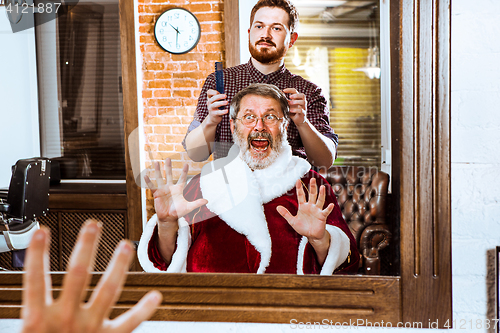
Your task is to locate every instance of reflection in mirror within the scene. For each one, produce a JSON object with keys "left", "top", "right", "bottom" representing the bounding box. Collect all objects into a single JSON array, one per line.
[
  {"left": 135, "top": 0, "right": 397, "bottom": 277},
  {"left": 287, "top": 1, "right": 387, "bottom": 170},
  {"left": 37, "top": 0, "right": 125, "bottom": 180}
]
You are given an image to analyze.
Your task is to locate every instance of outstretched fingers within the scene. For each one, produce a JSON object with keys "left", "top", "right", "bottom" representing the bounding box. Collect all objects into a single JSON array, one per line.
[
  {"left": 164, "top": 158, "right": 173, "bottom": 185},
  {"left": 22, "top": 228, "right": 50, "bottom": 315},
  {"left": 308, "top": 178, "right": 318, "bottom": 203},
  {"left": 154, "top": 161, "right": 164, "bottom": 188},
  {"left": 276, "top": 205, "right": 293, "bottom": 225},
  {"left": 107, "top": 290, "right": 162, "bottom": 333},
  {"left": 86, "top": 240, "right": 134, "bottom": 322},
  {"left": 59, "top": 220, "right": 101, "bottom": 312},
  {"left": 316, "top": 184, "right": 326, "bottom": 209},
  {"left": 177, "top": 163, "right": 189, "bottom": 187},
  {"left": 295, "top": 179, "right": 306, "bottom": 204},
  {"left": 144, "top": 175, "right": 156, "bottom": 195}
]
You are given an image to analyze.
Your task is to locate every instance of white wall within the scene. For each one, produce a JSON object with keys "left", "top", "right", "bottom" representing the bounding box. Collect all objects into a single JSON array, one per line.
[
  {"left": 450, "top": 0, "right": 500, "bottom": 328},
  {"left": 0, "top": 8, "right": 40, "bottom": 188}
]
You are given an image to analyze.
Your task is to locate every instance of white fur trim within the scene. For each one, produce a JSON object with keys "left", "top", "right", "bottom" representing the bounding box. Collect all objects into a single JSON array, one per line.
[
  {"left": 320, "top": 225, "right": 350, "bottom": 275},
  {"left": 137, "top": 214, "right": 191, "bottom": 273},
  {"left": 296, "top": 225, "right": 350, "bottom": 275},
  {"left": 253, "top": 144, "right": 311, "bottom": 204},
  {"left": 296, "top": 236, "right": 308, "bottom": 275}
]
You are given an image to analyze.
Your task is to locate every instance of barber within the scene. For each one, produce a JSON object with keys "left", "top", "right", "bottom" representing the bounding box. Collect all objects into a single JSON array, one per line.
[{"left": 183, "top": 0, "right": 338, "bottom": 169}]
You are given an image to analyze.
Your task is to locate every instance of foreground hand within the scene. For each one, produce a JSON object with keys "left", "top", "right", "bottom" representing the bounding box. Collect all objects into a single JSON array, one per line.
[
  {"left": 205, "top": 89, "right": 228, "bottom": 127},
  {"left": 283, "top": 88, "right": 307, "bottom": 126},
  {"left": 145, "top": 158, "right": 208, "bottom": 224},
  {"left": 21, "top": 220, "right": 162, "bottom": 333},
  {"left": 276, "top": 178, "right": 333, "bottom": 243}
]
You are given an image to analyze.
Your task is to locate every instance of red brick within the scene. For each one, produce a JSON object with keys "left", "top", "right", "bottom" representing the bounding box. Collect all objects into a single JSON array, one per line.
[
  {"left": 143, "top": 107, "right": 157, "bottom": 117},
  {"left": 173, "top": 79, "right": 198, "bottom": 88},
  {"left": 145, "top": 62, "right": 164, "bottom": 71},
  {"left": 140, "top": 35, "right": 155, "bottom": 44},
  {"left": 172, "top": 125, "right": 189, "bottom": 134},
  {"left": 142, "top": 90, "right": 153, "bottom": 98},
  {"left": 173, "top": 90, "right": 192, "bottom": 98},
  {"left": 148, "top": 80, "right": 171, "bottom": 89},
  {"left": 201, "top": 33, "right": 223, "bottom": 43},
  {"left": 204, "top": 53, "right": 222, "bottom": 61},
  {"left": 165, "top": 63, "right": 180, "bottom": 71},
  {"left": 172, "top": 72, "right": 203, "bottom": 80},
  {"left": 171, "top": 53, "right": 204, "bottom": 62},
  {"left": 201, "top": 22, "right": 223, "bottom": 31},
  {"left": 143, "top": 44, "right": 163, "bottom": 53},
  {"left": 196, "top": 13, "right": 222, "bottom": 22},
  {"left": 188, "top": 3, "right": 212, "bottom": 13},
  {"left": 143, "top": 72, "right": 156, "bottom": 80},
  {"left": 153, "top": 90, "right": 172, "bottom": 98},
  {"left": 139, "top": 25, "right": 152, "bottom": 34},
  {"left": 155, "top": 72, "right": 173, "bottom": 80},
  {"left": 180, "top": 62, "right": 199, "bottom": 71},
  {"left": 154, "top": 99, "right": 183, "bottom": 107},
  {"left": 199, "top": 43, "right": 223, "bottom": 53},
  {"left": 158, "top": 143, "right": 175, "bottom": 151},
  {"left": 154, "top": 126, "right": 172, "bottom": 134},
  {"left": 139, "top": 15, "right": 155, "bottom": 24}
]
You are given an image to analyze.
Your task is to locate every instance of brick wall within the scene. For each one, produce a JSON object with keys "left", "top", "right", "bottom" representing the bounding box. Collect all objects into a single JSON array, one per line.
[{"left": 137, "top": 0, "right": 224, "bottom": 216}]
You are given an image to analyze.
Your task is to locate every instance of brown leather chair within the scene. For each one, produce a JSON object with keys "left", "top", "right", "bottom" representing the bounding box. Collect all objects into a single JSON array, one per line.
[{"left": 324, "top": 166, "right": 391, "bottom": 275}]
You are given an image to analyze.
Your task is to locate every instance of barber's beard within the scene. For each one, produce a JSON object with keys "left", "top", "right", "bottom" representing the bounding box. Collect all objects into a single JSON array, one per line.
[
  {"left": 233, "top": 126, "right": 288, "bottom": 170},
  {"left": 249, "top": 39, "right": 287, "bottom": 64}
]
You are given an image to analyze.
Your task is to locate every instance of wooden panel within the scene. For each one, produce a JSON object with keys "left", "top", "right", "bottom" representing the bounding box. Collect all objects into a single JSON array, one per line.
[
  {"left": 48, "top": 193, "right": 127, "bottom": 210},
  {"left": 119, "top": 0, "right": 142, "bottom": 271},
  {"left": 399, "top": 0, "right": 451, "bottom": 327},
  {"left": 224, "top": 0, "right": 240, "bottom": 68},
  {"left": 0, "top": 273, "right": 400, "bottom": 324}
]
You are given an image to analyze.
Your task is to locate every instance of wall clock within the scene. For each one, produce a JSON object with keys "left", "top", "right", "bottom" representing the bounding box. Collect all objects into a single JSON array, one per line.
[{"left": 154, "top": 7, "right": 201, "bottom": 54}]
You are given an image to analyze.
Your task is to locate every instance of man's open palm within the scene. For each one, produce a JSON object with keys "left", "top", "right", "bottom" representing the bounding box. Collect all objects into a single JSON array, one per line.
[
  {"left": 145, "top": 158, "right": 207, "bottom": 223},
  {"left": 276, "top": 178, "right": 334, "bottom": 241}
]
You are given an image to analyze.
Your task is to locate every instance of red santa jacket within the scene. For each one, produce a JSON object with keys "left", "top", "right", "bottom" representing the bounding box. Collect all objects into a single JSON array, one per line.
[{"left": 138, "top": 144, "right": 359, "bottom": 274}]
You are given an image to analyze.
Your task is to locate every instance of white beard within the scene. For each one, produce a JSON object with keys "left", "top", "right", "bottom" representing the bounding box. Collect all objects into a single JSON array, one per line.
[{"left": 232, "top": 126, "right": 288, "bottom": 170}]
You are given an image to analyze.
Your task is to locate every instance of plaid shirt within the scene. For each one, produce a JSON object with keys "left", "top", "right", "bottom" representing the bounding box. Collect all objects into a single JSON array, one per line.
[{"left": 183, "top": 59, "right": 338, "bottom": 160}]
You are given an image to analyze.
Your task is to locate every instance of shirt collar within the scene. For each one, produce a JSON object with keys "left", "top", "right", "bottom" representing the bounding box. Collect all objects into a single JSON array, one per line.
[{"left": 246, "top": 59, "right": 286, "bottom": 84}]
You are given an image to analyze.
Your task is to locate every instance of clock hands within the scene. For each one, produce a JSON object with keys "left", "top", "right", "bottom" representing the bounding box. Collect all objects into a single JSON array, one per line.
[
  {"left": 169, "top": 23, "right": 180, "bottom": 35},
  {"left": 169, "top": 23, "right": 181, "bottom": 48}
]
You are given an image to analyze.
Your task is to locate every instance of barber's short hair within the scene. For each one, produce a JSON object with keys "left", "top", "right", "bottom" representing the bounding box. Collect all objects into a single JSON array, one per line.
[
  {"left": 230, "top": 83, "right": 290, "bottom": 123},
  {"left": 250, "top": 0, "right": 299, "bottom": 33}
]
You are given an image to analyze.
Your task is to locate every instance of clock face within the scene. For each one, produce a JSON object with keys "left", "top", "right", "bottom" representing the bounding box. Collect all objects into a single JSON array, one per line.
[{"left": 154, "top": 8, "right": 201, "bottom": 54}]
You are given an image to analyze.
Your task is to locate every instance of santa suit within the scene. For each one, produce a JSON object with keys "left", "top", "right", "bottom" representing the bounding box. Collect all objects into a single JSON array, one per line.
[{"left": 138, "top": 145, "right": 359, "bottom": 274}]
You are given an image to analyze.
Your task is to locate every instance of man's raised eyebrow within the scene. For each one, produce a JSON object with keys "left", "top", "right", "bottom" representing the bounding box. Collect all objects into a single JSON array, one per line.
[{"left": 253, "top": 20, "right": 286, "bottom": 28}]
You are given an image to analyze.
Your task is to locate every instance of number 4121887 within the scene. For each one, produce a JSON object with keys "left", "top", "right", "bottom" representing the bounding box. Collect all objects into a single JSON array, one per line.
[{"left": 5, "top": 2, "right": 61, "bottom": 14}]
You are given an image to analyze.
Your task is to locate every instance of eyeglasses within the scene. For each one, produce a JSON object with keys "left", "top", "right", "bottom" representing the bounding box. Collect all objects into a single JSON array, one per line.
[{"left": 235, "top": 114, "right": 283, "bottom": 127}]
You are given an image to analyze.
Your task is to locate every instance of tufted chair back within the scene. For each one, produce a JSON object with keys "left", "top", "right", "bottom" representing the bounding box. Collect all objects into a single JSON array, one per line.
[{"left": 324, "top": 166, "right": 391, "bottom": 275}]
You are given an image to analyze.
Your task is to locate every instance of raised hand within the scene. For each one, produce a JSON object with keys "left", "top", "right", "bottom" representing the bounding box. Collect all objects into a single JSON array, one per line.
[
  {"left": 283, "top": 88, "right": 307, "bottom": 126},
  {"left": 145, "top": 158, "right": 208, "bottom": 224},
  {"left": 145, "top": 159, "right": 208, "bottom": 263},
  {"left": 21, "top": 220, "right": 161, "bottom": 333},
  {"left": 276, "top": 178, "right": 333, "bottom": 264}
]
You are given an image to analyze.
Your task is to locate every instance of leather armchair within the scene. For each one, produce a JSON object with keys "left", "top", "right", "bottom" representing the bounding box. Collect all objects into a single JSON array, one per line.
[{"left": 324, "top": 166, "right": 391, "bottom": 275}]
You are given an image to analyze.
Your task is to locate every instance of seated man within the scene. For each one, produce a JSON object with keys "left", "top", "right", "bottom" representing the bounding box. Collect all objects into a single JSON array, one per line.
[{"left": 138, "top": 83, "right": 359, "bottom": 274}]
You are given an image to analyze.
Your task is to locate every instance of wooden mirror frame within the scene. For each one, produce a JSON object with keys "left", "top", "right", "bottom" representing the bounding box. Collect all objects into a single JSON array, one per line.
[{"left": 0, "top": 0, "right": 451, "bottom": 328}]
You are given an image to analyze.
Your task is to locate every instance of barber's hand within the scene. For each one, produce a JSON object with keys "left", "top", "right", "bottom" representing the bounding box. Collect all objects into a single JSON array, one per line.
[
  {"left": 283, "top": 88, "right": 307, "bottom": 126},
  {"left": 276, "top": 178, "right": 332, "bottom": 245},
  {"left": 205, "top": 89, "right": 229, "bottom": 127},
  {"left": 145, "top": 158, "right": 208, "bottom": 225},
  {"left": 21, "top": 220, "right": 162, "bottom": 333}
]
